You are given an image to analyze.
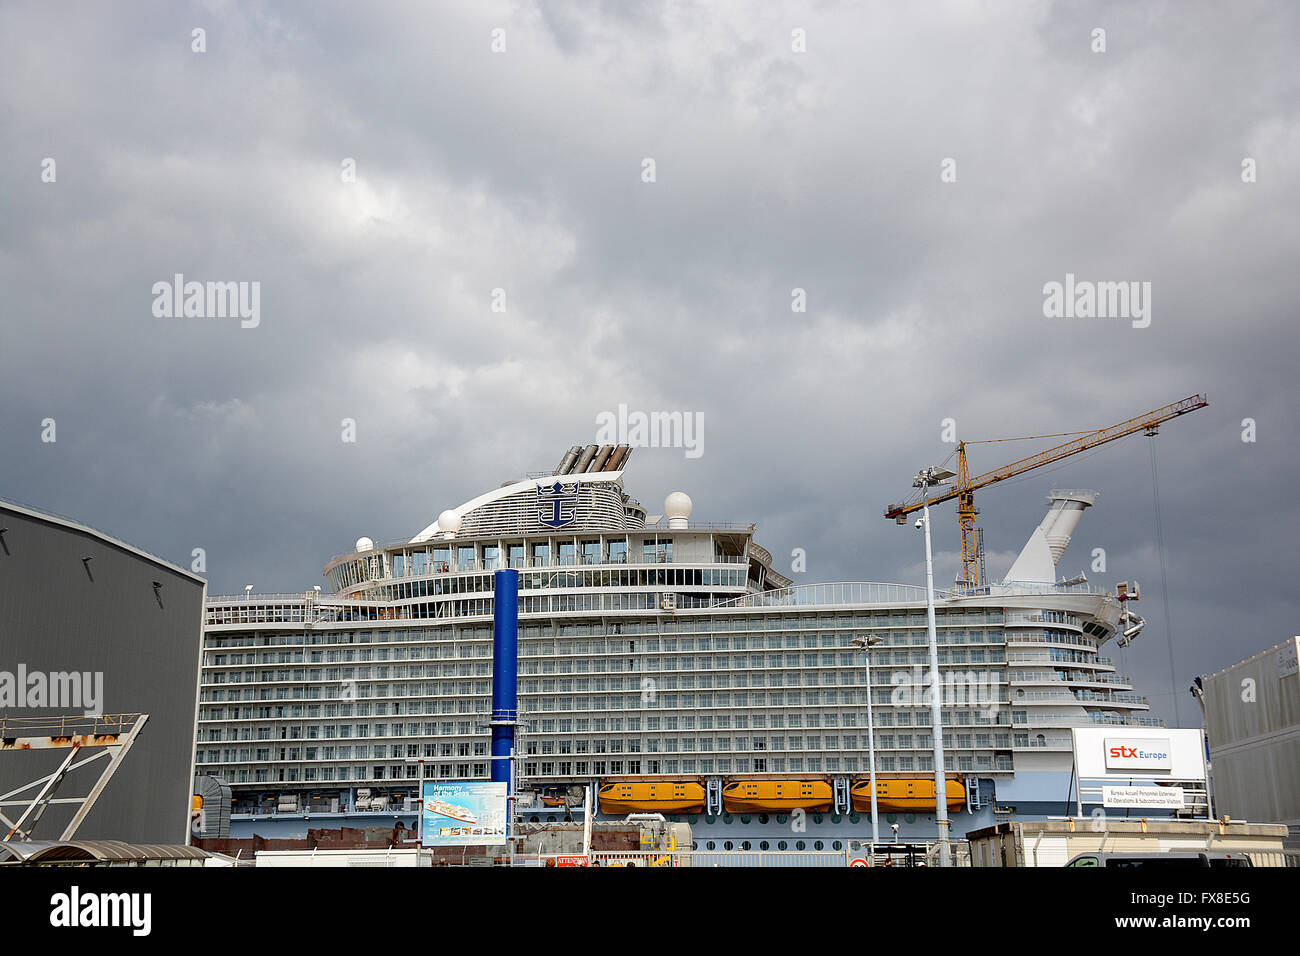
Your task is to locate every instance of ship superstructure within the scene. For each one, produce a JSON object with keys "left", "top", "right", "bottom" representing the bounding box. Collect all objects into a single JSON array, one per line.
[{"left": 197, "top": 445, "right": 1163, "bottom": 849}]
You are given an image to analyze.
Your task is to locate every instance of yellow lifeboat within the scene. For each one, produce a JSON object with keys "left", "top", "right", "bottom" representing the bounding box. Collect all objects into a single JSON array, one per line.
[
  {"left": 722, "top": 779, "right": 833, "bottom": 813},
  {"left": 850, "top": 778, "right": 965, "bottom": 813},
  {"left": 598, "top": 780, "right": 705, "bottom": 815}
]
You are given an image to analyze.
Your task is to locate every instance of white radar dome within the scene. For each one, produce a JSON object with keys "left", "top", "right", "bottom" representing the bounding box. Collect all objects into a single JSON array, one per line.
[
  {"left": 355, "top": 536, "right": 374, "bottom": 553},
  {"left": 438, "top": 510, "right": 463, "bottom": 534},
  {"left": 664, "top": 492, "right": 693, "bottom": 529}
]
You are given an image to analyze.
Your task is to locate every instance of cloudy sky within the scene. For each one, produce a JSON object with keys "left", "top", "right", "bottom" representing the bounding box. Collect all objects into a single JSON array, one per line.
[{"left": 2, "top": 1, "right": 1296, "bottom": 727}]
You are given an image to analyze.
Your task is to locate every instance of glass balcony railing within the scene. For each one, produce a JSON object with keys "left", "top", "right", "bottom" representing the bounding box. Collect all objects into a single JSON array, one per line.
[{"left": 716, "top": 582, "right": 938, "bottom": 608}]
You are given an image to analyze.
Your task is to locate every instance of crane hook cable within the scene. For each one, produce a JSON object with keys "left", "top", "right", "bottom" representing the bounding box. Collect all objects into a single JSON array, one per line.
[
  {"left": 964, "top": 429, "right": 1097, "bottom": 444},
  {"left": 1149, "top": 434, "right": 1182, "bottom": 727}
]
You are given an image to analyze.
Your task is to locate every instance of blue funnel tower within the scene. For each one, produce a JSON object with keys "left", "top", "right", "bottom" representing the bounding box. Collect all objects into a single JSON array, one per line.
[{"left": 489, "top": 569, "right": 519, "bottom": 784}]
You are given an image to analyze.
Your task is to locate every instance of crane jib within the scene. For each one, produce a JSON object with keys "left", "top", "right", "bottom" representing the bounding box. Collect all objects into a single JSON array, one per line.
[{"left": 882, "top": 394, "right": 1209, "bottom": 585}]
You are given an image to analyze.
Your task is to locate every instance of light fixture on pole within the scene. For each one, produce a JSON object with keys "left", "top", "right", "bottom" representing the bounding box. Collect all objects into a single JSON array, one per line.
[
  {"left": 850, "top": 635, "right": 884, "bottom": 850},
  {"left": 913, "top": 464, "right": 955, "bottom": 867}
]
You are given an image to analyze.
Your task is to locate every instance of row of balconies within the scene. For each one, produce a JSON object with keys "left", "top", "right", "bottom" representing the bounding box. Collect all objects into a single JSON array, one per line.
[
  {"left": 1011, "top": 713, "right": 1165, "bottom": 727},
  {"left": 1002, "top": 610, "right": 1083, "bottom": 629},
  {"left": 1006, "top": 670, "right": 1133, "bottom": 689},
  {"left": 210, "top": 754, "right": 1022, "bottom": 785},
  {"left": 197, "top": 738, "right": 1019, "bottom": 768},
  {"left": 197, "top": 660, "right": 1008, "bottom": 686},
  {"left": 1011, "top": 689, "right": 1148, "bottom": 708},
  {"left": 1012, "top": 734, "right": 1073, "bottom": 750}
]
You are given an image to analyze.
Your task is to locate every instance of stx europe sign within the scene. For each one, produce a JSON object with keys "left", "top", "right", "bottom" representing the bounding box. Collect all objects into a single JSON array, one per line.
[
  {"left": 1072, "top": 728, "right": 1206, "bottom": 786},
  {"left": 1104, "top": 737, "right": 1173, "bottom": 771}
]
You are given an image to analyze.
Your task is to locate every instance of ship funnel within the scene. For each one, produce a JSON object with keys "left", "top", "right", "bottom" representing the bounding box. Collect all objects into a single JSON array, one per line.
[
  {"left": 554, "top": 443, "right": 632, "bottom": 475},
  {"left": 1037, "top": 490, "right": 1098, "bottom": 564},
  {"left": 605, "top": 444, "right": 632, "bottom": 472},
  {"left": 573, "top": 444, "right": 599, "bottom": 474},
  {"left": 555, "top": 445, "right": 582, "bottom": 476},
  {"left": 1003, "top": 489, "right": 1098, "bottom": 584}
]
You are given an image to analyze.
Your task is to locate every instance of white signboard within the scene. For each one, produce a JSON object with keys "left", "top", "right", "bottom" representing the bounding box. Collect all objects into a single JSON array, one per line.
[
  {"left": 1278, "top": 636, "right": 1299, "bottom": 679},
  {"left": 1104, "top": 737, "right": 1173, "bottom": 772},
  {"left": 1102, "top": 785, "right": 1187, "bottom": 810},
  {"left": 1072, "top": 728, "right": 1206, "bottom": 781}
]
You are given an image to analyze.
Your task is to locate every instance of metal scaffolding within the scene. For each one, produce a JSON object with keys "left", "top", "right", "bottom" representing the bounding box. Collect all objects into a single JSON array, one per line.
[{"left": 0, "top": 713, "right": 148, "bottom": 841}]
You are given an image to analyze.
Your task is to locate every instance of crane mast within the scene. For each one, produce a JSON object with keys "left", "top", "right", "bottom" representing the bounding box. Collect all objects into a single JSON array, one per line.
[{"left": 884, "top": 394, "right": 1209, "bottom": 588}]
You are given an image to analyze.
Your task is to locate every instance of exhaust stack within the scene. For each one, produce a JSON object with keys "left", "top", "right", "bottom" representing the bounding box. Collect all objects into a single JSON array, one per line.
[
  {"left": 553, "top": 443, "right": 633, "bottom": 475},
  {"left": 1004, "top": 489, "right": 1098, "bottom": 584},
  {"left": 554, "top": 445, "right": 582, "bottom": 476},
  {"left": 572, "top": 444, "right": 599, "bottom": 474},
  {"left": 1037, "top": 490, "right": 1098, "bottom": 564},
  {"left": 605, "top": 444, "right": 631, "bottom": 471}
]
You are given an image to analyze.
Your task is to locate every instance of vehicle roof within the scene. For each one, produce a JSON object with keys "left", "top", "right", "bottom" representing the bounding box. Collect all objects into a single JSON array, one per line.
[{"left": 1071, "top": 851, "right": 1242, "bottom": 859}]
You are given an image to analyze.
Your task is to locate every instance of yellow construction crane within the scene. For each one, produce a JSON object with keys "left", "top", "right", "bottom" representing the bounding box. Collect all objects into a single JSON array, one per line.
[{"left": 884, "top": 394, "right": 1209, "bottom": 587}]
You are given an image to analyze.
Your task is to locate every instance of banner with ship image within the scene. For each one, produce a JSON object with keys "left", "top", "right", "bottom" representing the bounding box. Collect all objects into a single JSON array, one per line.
[{"left": 420, "top": 782, "right": 508, "bottom": 846}]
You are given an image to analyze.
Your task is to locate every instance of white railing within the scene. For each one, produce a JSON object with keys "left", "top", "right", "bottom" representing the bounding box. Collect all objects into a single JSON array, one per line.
[
  {"left": 715, "top": 582, "right": 940, "bottom": 609},
  {"left": 325, "top": 530, "right": 756, "bottom": 567},
  {"left": 990, "top": 582, "right": 1107, "bottom": 597},
  {"left": 1013, "top": 736, "right": 1074, "bottom": 750}
]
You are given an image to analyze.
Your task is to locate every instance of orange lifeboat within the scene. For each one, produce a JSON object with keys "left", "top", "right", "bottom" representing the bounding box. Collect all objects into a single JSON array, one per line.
[
  {"left": 722, "top": 779, "right": 833, "bottom": 813},
  {"left": 850, "top": 778, "right": 965, "bottom": 813},
  {"left": 598, "top": 780, "right": 706, "bottom": 815}
]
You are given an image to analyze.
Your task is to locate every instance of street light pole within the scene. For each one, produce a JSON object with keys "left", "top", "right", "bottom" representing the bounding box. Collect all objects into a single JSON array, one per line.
[
  {"left": 416, "top": 758, "right": 425, "bottom": 854},
  {"left": 405, "top": 757, "right": 426, "bottom": 860},
  {"left": 851, "top": 636, "right": 883, "bottom": 849},
  {"left": 914, "top": 466, "right": 954, "bottom": 868}
]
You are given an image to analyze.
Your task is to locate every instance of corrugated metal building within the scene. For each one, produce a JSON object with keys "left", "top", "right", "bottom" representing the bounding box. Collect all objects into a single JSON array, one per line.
[
  {"left": 1197, "top": 637, "right": 1300, "bottom": 829},
  {"left": 0, "top": 500, "right": 206, "bottom": 843}
]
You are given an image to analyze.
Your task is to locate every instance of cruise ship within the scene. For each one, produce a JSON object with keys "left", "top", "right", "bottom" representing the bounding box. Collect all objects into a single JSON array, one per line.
[{"left": 196, "top": 444, "right": 1165, "bottom": 851}]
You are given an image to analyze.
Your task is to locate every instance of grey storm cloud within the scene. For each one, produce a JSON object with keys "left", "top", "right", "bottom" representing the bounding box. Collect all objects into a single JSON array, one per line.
[{"left": 1, "top": 0, "right": 1297, "bottom": 727}]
